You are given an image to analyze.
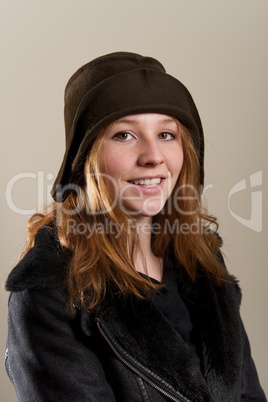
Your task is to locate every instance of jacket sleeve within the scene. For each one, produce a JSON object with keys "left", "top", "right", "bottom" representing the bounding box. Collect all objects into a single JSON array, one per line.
[
  {"left": 5, "top": 288, "right": 116, "bottom": 402},
  {"left": 241, "top": 320, "right": 267, "bottom": 402}
]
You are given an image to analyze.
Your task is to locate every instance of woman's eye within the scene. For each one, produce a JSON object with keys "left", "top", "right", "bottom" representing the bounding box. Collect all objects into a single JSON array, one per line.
[
  {"left": 159, "top": 132, "right": 175, "bottom": 140},
  {"left": 113, "top": 132, "right": 133, "bottom": 141}
]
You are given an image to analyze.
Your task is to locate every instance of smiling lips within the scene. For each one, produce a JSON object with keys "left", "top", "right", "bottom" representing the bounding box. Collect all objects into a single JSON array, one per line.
[{"left": 129, "top": 177, "right": 162, "bottom": 188}]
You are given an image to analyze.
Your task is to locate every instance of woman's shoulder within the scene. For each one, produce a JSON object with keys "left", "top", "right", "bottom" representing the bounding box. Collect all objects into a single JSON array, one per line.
[{"left": 6, "top": 226, "right": 71, "bottom": 293}]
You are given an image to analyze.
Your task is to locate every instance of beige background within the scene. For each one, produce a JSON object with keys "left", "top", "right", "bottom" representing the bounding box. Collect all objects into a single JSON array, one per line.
[{"left": 1, "top": 0, "right": 267, "bottom": 400}]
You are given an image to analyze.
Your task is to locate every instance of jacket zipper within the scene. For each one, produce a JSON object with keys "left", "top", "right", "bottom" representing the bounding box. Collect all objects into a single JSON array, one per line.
[{"left": 96, "top": 320, "right": 191, "bottom": 402}]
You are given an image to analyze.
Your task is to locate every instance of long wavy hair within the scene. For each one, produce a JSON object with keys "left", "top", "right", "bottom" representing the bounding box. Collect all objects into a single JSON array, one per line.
[{"left": 22, "top": 121, "right": 225, "bottom": 310}]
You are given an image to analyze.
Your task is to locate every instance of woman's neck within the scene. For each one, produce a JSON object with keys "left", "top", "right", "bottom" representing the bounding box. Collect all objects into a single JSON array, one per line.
[{"left": 134, "top": 216, "right": 163, "bottom": 282}]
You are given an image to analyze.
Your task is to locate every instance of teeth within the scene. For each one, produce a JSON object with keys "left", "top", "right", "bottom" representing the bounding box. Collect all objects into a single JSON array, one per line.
[{"left": 132, "top": 178, "right": 161, "bottom": 187}]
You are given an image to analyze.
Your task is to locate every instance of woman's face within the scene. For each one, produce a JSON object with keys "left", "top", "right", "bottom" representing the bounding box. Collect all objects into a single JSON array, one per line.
[{"left": 99, "top": 113, "right": 183, "bottom": 218}]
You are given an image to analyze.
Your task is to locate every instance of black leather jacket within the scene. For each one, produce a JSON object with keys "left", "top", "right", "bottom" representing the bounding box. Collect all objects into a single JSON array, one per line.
[{"left": 5, "top": 227, "right": 267, "bottom": 401}]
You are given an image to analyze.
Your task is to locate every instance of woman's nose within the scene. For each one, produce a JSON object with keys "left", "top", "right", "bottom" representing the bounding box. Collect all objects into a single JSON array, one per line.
[{"left": 137, "top": 140, "right": 164, "bottom": 166}]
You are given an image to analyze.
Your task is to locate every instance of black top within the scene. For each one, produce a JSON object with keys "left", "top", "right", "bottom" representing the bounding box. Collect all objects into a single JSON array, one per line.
[{"left": 144, "top": 259, "right": 200, "bottom": 365}]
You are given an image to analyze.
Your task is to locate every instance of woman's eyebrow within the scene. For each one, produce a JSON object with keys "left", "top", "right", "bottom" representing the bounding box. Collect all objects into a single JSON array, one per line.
[
  {"left": 159, "top": 118, "right": 177, "bottom": 124},
  {"left": 115, "top": 118, "right": 177, "bottom": 125},
  {"left": 115, "top": 119, "right": 138, "bottom": 125}
]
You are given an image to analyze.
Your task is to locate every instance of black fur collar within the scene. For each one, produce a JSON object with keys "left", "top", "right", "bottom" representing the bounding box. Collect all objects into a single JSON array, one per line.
[
  {"left": 95, "top": 294, "right": 213, "bottom": 401},
  {"left": 92, "top": 266, "right": 243, "bottom": 402}
]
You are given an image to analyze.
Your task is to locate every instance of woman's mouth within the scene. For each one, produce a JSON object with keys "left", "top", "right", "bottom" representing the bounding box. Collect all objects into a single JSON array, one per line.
[{"left": 129, "top": 177, "right": 162, "bottom": 188}]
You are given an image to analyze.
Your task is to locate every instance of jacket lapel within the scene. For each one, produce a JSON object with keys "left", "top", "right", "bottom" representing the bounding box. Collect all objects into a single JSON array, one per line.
[
  {"left": 91, "top": 263, "right": 243, "bottom": 402},
  {"left": 177, "top": 265, "right": 243, "bottom": 401},
  {"left": 94, "top": 292, "right": 213, "bottom": 402}
]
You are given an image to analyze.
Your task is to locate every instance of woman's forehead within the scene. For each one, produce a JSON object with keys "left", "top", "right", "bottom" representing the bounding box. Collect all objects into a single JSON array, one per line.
[{"left": 112, "top": 113, "right": 179, "bottom": 126}]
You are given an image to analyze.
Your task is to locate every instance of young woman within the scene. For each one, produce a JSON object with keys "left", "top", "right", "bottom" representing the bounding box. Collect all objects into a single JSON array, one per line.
[{"left": 5, "top": 52, "right": 266, "bottom": 402}]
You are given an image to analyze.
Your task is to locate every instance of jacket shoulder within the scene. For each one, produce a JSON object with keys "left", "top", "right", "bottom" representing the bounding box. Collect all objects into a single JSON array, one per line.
[{"left": 6, "top": 226, "right": 71, "bottom": 292}]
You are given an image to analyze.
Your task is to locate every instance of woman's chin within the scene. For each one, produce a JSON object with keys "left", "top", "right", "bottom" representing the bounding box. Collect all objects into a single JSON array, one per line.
[{"left": 122, "top": 199, "right": 165, "bottom": 218}]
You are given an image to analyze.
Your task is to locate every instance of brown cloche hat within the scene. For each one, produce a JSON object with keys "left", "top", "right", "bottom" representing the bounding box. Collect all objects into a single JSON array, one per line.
[{"left": 51, "top": 51, "right": 204, "bottom": 202}]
